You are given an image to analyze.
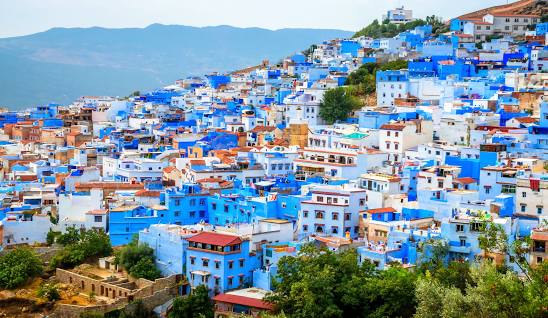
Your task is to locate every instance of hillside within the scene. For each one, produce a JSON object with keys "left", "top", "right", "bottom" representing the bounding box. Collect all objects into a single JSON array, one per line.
[
  {"left": 455, "top": 0, "right": 546, "bottom": 20},
  {"left": 0, "top": 25, "right": 353, "bottom": 109}
]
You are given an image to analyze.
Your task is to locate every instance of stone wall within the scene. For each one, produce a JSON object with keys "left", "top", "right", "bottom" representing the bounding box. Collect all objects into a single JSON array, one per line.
[
  {"left": 56, "top": 268, "right": 132, "bottom": 299},
  {"left": 52, "top": 283, "right": 179, "bottom": 318},
  {"left": 52, "top": 271, "right": 180, "bottom": 318}
]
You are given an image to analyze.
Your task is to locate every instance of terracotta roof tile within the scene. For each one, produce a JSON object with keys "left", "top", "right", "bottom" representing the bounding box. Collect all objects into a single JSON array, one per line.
[
  {"left": 186, "top": 231, "right": 242, "bottom": 247},
  {"left": 212, "top": 294, "right": 273, "bottom": 310}
]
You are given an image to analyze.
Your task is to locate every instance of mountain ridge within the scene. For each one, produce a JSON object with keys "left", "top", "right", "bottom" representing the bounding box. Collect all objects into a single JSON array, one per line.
[{"left": 0, "top": 24, "right": 353, "bottom": 109}]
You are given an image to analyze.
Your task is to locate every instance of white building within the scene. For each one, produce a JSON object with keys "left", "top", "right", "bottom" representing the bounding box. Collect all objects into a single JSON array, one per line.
[
  {"left": 299, "top": 185, "right": 367, "bottom": 239},
  {"left": 58, "top": 189, "right": 104, "bottom": 231},
  {"left": 379, "top": 120, "right": 433, "bottom": 163},
  {"left": 383, "top": 7, "right": 414, "bottom": 24},
  {"left": 1, "top": 213, "right": 52, "bottom": 246},
  {"left": 358, "top": 173, "right": 407, "bottom": 211},
  {"left": 294, "top": 148, "right": 387, "bottom": 179},
  {"left": 515, "top": 175, "right": 547, "bottom": 220}
]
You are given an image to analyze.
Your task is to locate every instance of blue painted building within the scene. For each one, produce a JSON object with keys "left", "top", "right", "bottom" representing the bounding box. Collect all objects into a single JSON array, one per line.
[{"left": 186, "top": 232, "right": 260, "bottom": 295}]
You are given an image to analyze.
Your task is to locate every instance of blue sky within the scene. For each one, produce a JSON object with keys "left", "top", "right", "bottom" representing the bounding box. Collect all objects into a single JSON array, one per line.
[{"left": 0, "top": 0, "right": 508, "bottom": 38}]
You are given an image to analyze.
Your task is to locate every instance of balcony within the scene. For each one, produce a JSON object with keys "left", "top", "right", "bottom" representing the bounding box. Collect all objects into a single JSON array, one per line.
[{"left": 448, "top": 241, "right": 471, "bottom": 254}]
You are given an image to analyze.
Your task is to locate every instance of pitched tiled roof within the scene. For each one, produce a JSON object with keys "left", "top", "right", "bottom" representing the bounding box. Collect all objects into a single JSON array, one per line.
[
  {"left": 514, "top": 117, "right": 538, "bottom": 124},
  {"left": 75, "top": 182, "right": 144, "bottom": 190},
  {"left": 163, "top": 166, "right": 178, "bottom": 173},
  {"left": 250, "top": 125, "right": 276, "bottom": 133},
  {"left": 380, "top": 123, "right": 406, "bottom": 131},
  {"left": 454, "top": 177, "right": 477, "bottom": 184},
  {"left": 186, "top": 231, "right": 242, "bottom": 247},
  {"left": 367, "top": 207, "right": 397, "bottom": 214},
  {"left": 86, "top": 209, "right": 107, "bottom": 215},
  {"left": 212, "top": 293, "right": 273, "bottom": 310},
  {"left": 531, "top": 230, "right": 548, "bottom": 241},
  {"left": 135, "top": 189, "right": 161, "bottom": 197}
]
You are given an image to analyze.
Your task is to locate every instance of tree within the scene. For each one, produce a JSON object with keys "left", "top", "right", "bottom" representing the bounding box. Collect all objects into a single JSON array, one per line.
[
  {"left": 413, "top": 223, "right": 548, "bottom": 318},
  {"left": 415, "top": 262, "right": 547, "bottom": 318},
  {"left": 37, "top": 282, "right": 61, "bottom": 301},
  {"left": 266, "top": 245, "right": 417, "bottom": 318},
  {"left": 50, "top": 229, "right": 112, "bottom": 269},
  {"left": 0, "top": 247, "right": 43, "bottom": 289},
  {"left": 344, "top": 60, "right": 408, "bottom": 97},
  {"left": 169, "top": 285, "right": 214, "bottom": 318},
  {"left": 302, "top": 44, "right": 317, "bottom": 59},
  {"left": 46, "top": 229, "right": 61, "bottom": 245},
  {"left": 116, "top": 238, "right": 161, "bottom": 280},
  {"left": 56, "top": 227, "right": 81, "bottom": 246},
  {"left": 129, "top": 258, "right": 161, "bottom": 281},
  {"left": 353, "top": 18, "right": 430, "bottom": 38},
  {"left": 319, "top": 87, "right": 361, "bottom": 124}
]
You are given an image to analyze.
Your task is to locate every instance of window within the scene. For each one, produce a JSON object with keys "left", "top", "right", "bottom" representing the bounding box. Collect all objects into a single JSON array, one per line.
[
  {"left": 456, "top": 224, "right": 464, "bottom": 232},
  {"left": 470, "top": 222, "right": 483, "bottom": 232},
  {"left": 228, "top": 277, "right": 233, "bottom": 285},
  {"left": 537, "top": 207, "right": 543, "bottom": 215},
  {"left": 215, "top": 261, "right": 220, "bottom": 269},
  {"left": 215, "top": 277, "right": 220, "bottom": 286},
  {"left": 228, "top": 261, "right": 234, "bottom": 269},
  {"left": 190, "top": 211, "right": 196, "bottom": 218},
  {"left": 199, "top": 199, "right": 206, "bottom": 206},
  {"left": 332, "top": 212, "right": 339, "bottom": 220},
  {"left": 521, "top": 204, "right": 527, "bottom": 212},
  {"left": 502, "top": 184, "right": 515, "bottom": 194},
  {"left": 317, "top": 196, "right": 323, "bottom": 202},
  {"left": 387, "top": 131, "right": 391, "bottom": 137},
  {"left": 175, "top": 199, "right": 180, "bottom": 206},
  {"left": 303, "top": 225, "right": 308, "bottom": 231},
  {"left": 460, "top": 239, "right": 466, "bottom": 247},
  {"left": 303, "top": 210, "right": 309, "bottom": 218},
  {"left": 190, "top": 199, "right": 196, "bottom": 206},
  {"left": 315, "top": 211, "right": 324, "bottom": 219},
  {"left": 239, "top": 259, "right": 244, "bottom": 267},
  {"left": 344, "top": 213, "right": 351, "bottom": 221},
  {"left": 190, "top": 257, "right": 195, "bottom": 265},
  {"left": 485, "top": 187, "right": 490, "bottom": 194},
  {"left": 522, "top": 192, "right": 527, "bottom": 198},
  {"left": 359, "top": 199, "right": 365, "bottom": 206},
  {"left": 94, "top": 216, "right": 102, "bottom": 223},
  {"left": 374, "top": 230, "right": 387, "bottom": 237},
  {"left": 202, "top": 259, "right": 209, "bottom": 267}
]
